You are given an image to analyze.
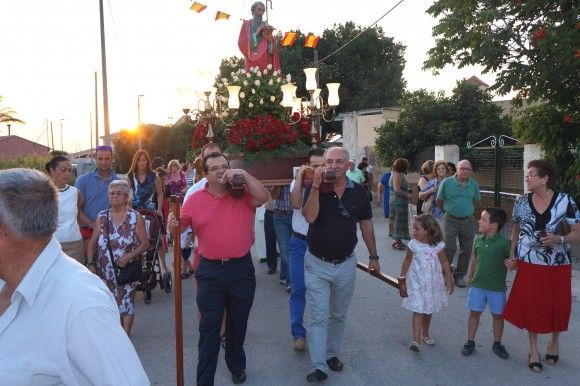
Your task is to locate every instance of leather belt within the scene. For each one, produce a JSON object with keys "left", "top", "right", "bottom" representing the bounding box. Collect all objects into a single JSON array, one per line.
[
  {"left": 312, "top": 252, "right": 350, "bottom": 265},
  {"left": 292, "top": 231, "right": 307, "bottom": 240},
  {"left": 201, "top": 253, "right": 248, "bottom": 265},
  {"left": 446, "top": 213, "right": 472, "bottom": 220}
]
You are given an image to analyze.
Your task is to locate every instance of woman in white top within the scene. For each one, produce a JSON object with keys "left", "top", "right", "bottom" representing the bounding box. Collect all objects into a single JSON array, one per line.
[{"left": 45, "top": 156, "right": 84, "bottom": 263}]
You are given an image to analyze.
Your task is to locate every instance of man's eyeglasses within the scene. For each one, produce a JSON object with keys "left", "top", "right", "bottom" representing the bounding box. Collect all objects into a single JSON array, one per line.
[
  {"left": 337, "top": 199, "right": 350, "bottom": 218},
  {"left": 97, "top": 145, "right": 112, "bottom": 151},
  {"left": 208, "top": 165, "right": 230, "bottom": 173}
]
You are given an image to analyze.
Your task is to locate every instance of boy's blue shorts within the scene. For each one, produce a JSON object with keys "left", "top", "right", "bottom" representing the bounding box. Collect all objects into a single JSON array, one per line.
[{"left": 467, "top": 286, "right": 506, "bottom": 315}]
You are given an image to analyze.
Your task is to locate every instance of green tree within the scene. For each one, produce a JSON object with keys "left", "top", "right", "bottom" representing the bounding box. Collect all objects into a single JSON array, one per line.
[
  {"left": 424, "top": 0, "right": 580, "bottom": 112},
  {"left": 513, "top": 105, "right": 579, "bottom": 200},
  {"left": 374, "top": 80, "right": 509, "bottom": 167},
  {"left": 215, "top": 56, "right": 244, "bottom": 83},
  {"left": 0, "top": 96, "right": 25, "bottom": 127}
]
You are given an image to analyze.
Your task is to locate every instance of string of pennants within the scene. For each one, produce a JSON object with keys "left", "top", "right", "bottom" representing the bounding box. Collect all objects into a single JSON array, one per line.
[{"left": 190, "top": 2, "right": 320, "bottom": 48}]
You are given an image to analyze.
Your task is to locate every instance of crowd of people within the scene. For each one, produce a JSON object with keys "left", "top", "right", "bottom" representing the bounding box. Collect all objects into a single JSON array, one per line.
[{"left": 0, "top": 142, "right": 578, "bottom": 385}]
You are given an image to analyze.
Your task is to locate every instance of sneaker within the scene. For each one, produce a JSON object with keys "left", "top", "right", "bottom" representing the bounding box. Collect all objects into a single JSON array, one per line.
[
  {"left": 294, "top": 337, "right": 305, "bottom": 352},
  {"left": 326, "top": 356, "right": 343, "bottom": 372},
  {"left": 231, "top": 370, "right": 246, "bottom": 384},
  {"left": 461, "top": 340, "right": 475, "bottom": 356},
  {"left": 286, "top": 285, "right": 291, "bottom": 293},
  {"left": 408, "top": 341, "right": 420, "bottom": 352},
  {"left": 492, "top": 342, "right": 509, "bottom": 359},
  {"left": 454, "top": 277, "right": 467, "bottom": 288},
  {"left": 306, "top": 369, "right": 327, "bottom": 383}
]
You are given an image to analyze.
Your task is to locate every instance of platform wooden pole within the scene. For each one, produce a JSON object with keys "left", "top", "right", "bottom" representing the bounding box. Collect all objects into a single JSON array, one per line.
[
  {"left": 356, "top": 261, "right": 399, "bottom": 289},
  {"left": 170, "top": 196, "right": 184, "bottom": 386}
]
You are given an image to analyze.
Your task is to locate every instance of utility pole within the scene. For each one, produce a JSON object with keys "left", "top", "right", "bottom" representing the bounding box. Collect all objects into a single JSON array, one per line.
[
  {"left": 50, "top": 121, "right": 55, "bottom": 152},
  {"left": 137, "top": 94, "right": 144, "bottom": 149},
  {"left": 94, "top": 71, "right": 99, "bottom": 149},
  {"left": 99, "top": 0, "right": 111, "bottom": 146},
  {"left": 60, "top": 118, "right": 65, "bottom": 152}
]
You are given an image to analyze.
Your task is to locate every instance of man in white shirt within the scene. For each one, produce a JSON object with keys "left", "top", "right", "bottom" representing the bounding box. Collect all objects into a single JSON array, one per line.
[
  {"left": 0, "top": 168, "right": 149, "bottom": 386},
  {"left": 288, "top": 148, "right": 325, "bottom": 352},
  {"left": 184, "top": 143, "right": 223, "bottom": 203}
]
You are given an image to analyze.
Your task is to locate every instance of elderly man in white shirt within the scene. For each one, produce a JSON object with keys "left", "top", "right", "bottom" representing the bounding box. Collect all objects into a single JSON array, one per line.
[{"left": 0, "top": 168, "right": 149, "bottom": 386}]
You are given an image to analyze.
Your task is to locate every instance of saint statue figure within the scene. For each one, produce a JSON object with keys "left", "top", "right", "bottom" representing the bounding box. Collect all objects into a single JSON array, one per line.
[{"left": 238, "top": 1, "right": 281, "bottom": 72}]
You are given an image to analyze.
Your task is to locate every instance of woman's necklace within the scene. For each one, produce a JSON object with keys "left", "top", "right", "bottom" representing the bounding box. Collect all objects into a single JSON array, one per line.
[{"left": 58, "top": 184, "right": 70, "bottom": 192}]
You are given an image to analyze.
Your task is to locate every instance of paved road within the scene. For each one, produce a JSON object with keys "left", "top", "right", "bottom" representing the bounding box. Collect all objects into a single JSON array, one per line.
[{"left": 131, "top": 207, "right": 580, "bottom": 385}]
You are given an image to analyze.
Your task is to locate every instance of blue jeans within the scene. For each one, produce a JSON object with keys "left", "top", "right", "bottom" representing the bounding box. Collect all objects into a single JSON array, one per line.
[
  {"left": 289, "top": 235, "right": 307, "bottom": 339},
  {"left": 305, "top": 250, "right": 356, "bottom": 372},
  {"left": 273, "top": 212, "right": 292, "bottom": 283}
]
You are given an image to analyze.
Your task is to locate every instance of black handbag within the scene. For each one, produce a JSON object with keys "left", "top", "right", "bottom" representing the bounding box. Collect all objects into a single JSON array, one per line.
[{"left": 105, "top": 210, "right": 143, "bottom": 286}]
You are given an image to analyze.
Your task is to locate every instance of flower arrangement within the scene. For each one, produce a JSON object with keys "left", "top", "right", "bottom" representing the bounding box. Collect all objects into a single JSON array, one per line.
[{"left": 191, "top": 65, "right": 319, "bottom": 162}]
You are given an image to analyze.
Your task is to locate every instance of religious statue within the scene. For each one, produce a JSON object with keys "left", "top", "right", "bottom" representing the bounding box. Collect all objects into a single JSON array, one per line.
[{"left": 237, "top": 1, "right": 281, "bottom": 72}]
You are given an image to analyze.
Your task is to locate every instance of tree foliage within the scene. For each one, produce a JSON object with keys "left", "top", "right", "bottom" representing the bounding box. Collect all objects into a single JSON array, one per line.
[
  {"left": 374, "top": 80, "right": 510, "bottom": 167},
  {"left": 512, "top": 105, "right": 579, "bottom": 200},
  {"left": 424, "top": 0, "right": 580, "bottom": 112},
  {"left": 0, "top": 96, "right": 25, "bottom": 125}
]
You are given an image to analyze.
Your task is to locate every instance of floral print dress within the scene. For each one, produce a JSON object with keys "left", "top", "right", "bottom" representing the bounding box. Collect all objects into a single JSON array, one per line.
[
  {"left": 402, "top": 240, "right": 448, "bottom": 314},
  {"left": 96, "top": 209, "right": 141, "bottom": 317}
]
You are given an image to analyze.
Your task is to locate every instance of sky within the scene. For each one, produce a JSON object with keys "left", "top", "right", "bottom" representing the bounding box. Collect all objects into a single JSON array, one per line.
[{"left": 0, "top": 0, "right": 497, "bottom": 153}]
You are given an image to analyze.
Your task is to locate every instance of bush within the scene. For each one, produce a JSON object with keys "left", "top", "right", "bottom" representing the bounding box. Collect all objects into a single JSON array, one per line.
[{"left": 0, "top": 154, "right": 51, "bottom": 172}]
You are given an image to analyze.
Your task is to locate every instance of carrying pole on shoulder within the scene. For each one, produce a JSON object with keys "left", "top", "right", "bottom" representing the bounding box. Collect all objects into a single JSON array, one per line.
[{"left": 170, "top": 196, "right": 184, "bottom": 386}]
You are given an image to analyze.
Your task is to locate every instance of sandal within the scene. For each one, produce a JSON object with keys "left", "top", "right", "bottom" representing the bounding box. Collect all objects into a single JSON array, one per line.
[
  {"left": 528, "top": 353, "right": 543, "bottom": 373},
  {"left": 408, "top": 341, "right": 420, "bottom": 352},
  {"left": 422, "top": 336, "right": 436, "bottom": 346},
  {"left": 545, "top": 353, "right": 559, "bottom": 365},
  {"left": 392, "top": 241, "right": 406, "bottom": 251}
]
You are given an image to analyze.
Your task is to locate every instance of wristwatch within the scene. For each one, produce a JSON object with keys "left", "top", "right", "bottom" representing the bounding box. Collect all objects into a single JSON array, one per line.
[
  {"left": 560, "top": 235, "right": 565, "bottom": 244},
  {"left": 369, "top": 255, "right": 379, "bottom": 260}
]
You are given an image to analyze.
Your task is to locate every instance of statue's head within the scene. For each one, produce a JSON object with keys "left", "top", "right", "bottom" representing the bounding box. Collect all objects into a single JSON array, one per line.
[{"left": 251, "top": 1, "right": 265, "bottom": 18}]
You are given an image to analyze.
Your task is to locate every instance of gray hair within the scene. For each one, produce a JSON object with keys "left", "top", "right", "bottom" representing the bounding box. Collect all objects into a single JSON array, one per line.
[
  {"left": 0, "top": 168, "right": 58, "bottom": 238},
  {"left": 325, "top": 146, "right": 349, "bottom": 161},
  {"left": 251, "top": 1, "right": 265, "bottom": 12},
  {"left": 109, "top": 179, "right": 131, "bottom": 196}
]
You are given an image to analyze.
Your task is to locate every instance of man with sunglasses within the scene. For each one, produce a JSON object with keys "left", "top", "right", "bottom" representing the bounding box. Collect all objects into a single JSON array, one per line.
[
  {"left": 74, "top": 145, "right": 118, "bottom": 257},
  {"left": 302, "top": 146, "right": 380, "bottom": 383},
  {"left": 168, "top": 153, "right": 268, "bottom": 385}
]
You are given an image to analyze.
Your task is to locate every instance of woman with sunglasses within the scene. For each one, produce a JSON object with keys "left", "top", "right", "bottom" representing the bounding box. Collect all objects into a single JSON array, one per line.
[
  {"left": 504, "top": 159, "right": 580, "bottom": 372},
  {"left": 45, "top": 155, "right": 85, "bottom": 263}
]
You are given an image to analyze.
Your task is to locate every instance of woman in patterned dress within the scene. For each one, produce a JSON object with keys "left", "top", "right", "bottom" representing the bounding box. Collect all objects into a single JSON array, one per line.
[
  {"left": 389, "top": 158, "right": 412, "bottom": 250},
  {"left": 167, "top": 159, "right": 187, "bottom": 202},
  {"left": 86, "top": 180, "right": 149, "bottom": 336},
  {"left": 418, "top": 160, "right": 448, "bottom": 232},
  {"left": 504, "top": 160, "right": 580, "bottom": 372}
]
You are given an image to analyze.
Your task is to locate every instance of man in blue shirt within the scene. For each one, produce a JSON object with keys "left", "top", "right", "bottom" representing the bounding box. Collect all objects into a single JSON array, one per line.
[{"left": 75, "top": 145, "right": 118, "bottom": 255}]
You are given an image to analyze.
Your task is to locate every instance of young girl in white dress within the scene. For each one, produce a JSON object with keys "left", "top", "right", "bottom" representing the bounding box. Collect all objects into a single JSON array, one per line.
[{"left": 400, "top": 213, "right": 454, "bottom": 352}]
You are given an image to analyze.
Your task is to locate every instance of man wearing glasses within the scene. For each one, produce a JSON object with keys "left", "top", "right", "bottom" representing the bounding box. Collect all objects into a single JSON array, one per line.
[
  {"left": 74, "top": 145, "right": 118, "bottom": 257},
  {"left": 168, "top": 153, "right": 268, "bottom": 385},
  {"left": 302, "top": 147, "right": 380, "bottom": 383},
  {"left": 436, "top": 159, "right": 481, "bottom": 288}
]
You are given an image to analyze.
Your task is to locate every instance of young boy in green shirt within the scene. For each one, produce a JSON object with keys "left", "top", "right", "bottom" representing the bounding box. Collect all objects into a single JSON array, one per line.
[{"left": 461, "top": 207, "right": 511, "bottom": 359}]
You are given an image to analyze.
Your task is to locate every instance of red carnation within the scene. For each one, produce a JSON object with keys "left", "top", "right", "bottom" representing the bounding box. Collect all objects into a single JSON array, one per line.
[{"left": 563, "top": 115, "right": 573, "bottom": 124}]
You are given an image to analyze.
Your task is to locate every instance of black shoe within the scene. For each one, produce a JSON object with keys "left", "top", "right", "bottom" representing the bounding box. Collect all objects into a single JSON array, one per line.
[
  {"left": 231, "top": 370, "right": 246, "bottom": 384},
  {"left": 326, "top": 356, "right": 343, "bottom": 372},
  {"left": 461, "top": 340, "right": 475, "bottom": 356},
  {"left": 492, "top": 342, "right": 509, "bottom": 359},
  {"left": 306, "top": 369, "right": 327, "bottom": 383},
  {"left": 259, "top": 258, "right": 267, "bottom": 263},
  {"left": 145, "top": 290, "right": 151, "bottom": 304}
]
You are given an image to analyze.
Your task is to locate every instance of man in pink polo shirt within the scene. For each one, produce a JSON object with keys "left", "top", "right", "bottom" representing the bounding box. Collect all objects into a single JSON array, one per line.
[{"left": 169, "top": 153, "right": 268, "bottom": 386}]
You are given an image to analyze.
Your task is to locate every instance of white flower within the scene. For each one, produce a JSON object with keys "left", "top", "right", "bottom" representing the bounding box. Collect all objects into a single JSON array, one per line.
[
  {"left": 270, "top": 96, "right": 275, "bottom": 102},
  {"left": 251, "top": 88, "right": 256, "bottom": 94},
  {"left": 259, "top": 98, "right": 264, "bottom": 104},
  {"left": 249, "top": 102, "right": 254, "bottom": 108},
  {"left": 273, "top": 70, "right": 280, "bottom": 75},
  {"left": 221, "top": 77, "right": 227, "bottom": 82},
  {"left": 246, "top": 72, "right": 251, "bottom": 78},
  {"left": 254, "top": 79, "right": 260, "bottom": 86},
  {"left": 286, "top": 74, "right": 292, "bottom": 82},
  {"left": 243, "top": 80, "right": 248, "bottom": 86},
  {"left": 233, "top": 75, "right": 239, "bottom": 81},
  {"left": 221, "top": 111, "right": 229, "bottom": 118},
  {"left": 268, "top": 79, "right": 273, "bottom": 86},
  {"left": 263, "top": 69, "right": 268, "bottom": 75},
  {"left": 239, "top": 92, "right": 245, "bottom": 99},
  {"left": 217, "top": 82, "right": 223, "bottom": 88},
  {"left": 230, "top": 72, "right": 235, "bottom": 77},
  {"left": 276, "top": 78, "right": 281, "bottom": 83},
  {"left": 253, "top": 67, "right": 259, "bottom": 73},
  {"left": 267, "top": 63, "right": 272, "bottom": 70},
  {"left": 223, "top": 80, "right": 229, "bottom": 86}
]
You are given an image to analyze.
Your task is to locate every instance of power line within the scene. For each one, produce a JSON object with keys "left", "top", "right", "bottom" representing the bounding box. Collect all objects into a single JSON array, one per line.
[{"left": 313, "top": 0, "right": 407, "bottom": 66}]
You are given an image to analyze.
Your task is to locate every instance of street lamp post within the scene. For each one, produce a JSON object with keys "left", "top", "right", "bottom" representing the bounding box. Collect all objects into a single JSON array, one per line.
[{"left": 137, "top": 94, "right": 144, "bottom": 149}]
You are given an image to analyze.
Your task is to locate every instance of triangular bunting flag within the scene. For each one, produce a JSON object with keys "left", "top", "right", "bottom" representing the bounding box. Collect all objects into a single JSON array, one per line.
[
  {"left": 215, "top": 11, "right": 230, "bottom": 21},
  {"left": 304, "top": 34, "right": 320, "bottom": 48},
  {"left": 190, "top": 2, "right": 207, "bottom": 13},
  {"left": 281, "top": 32, "right": 298, "bottom": 47}
]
